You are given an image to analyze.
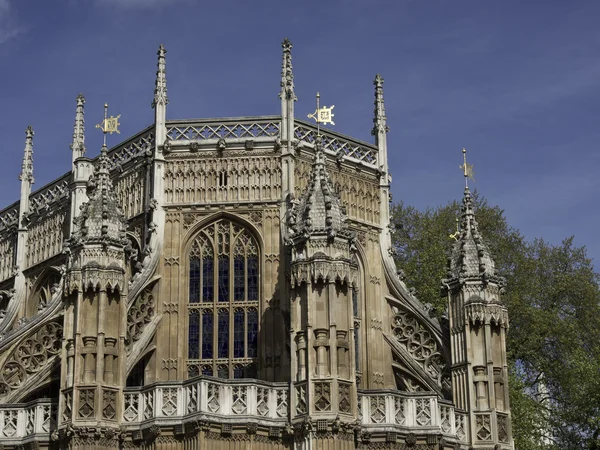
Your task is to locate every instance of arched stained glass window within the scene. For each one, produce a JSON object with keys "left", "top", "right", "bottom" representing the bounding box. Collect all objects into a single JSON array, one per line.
[{"left": 187, "top": 219, "right": 260, "bottom": 379}]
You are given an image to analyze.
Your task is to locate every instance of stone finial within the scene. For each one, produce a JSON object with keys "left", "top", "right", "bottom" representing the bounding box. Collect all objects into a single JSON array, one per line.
[
  {"left": 71, "top": 145, "right": 126, "bottom": 247},
  {"left": 286, "top": 137, "right": 350, "bottom": 243},
  {"left": 372, "top": 74, "right": 389, "bottom": 137},
  {"left": 447, "top": 187, "right": 502, "bottom": 285},
  {"left": 19, "top": 126, "right": 34, "bottom": 183},
  {"left": 152, "top": 44, "right": 168, "bottom": 108},
  {"left": 279, "top": 38, "right": 297, "bottom": 102},
  {"left": 70, "top": 93, "right": 86, "bottom": 159}
]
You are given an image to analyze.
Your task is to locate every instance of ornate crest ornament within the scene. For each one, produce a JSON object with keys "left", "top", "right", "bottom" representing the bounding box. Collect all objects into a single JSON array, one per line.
[{"left": 307, "top": 92, "right": 335, "bottom": 126}]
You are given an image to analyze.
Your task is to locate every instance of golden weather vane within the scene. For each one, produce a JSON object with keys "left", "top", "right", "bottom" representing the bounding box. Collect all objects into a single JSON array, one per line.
[
  {"left": 459, "top": 147, "right": 475, "bottom": 188},
  {"left": 307, "top": 92, "right": 335, "bottom": 135},
  {"left": 95, "top": 103, "right": 121, "bottom": 147}
]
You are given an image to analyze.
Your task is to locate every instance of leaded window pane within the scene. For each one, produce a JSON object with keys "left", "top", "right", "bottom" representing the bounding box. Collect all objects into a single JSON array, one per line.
[
  {"left": 234, "top": 257, "right": 245, "bottom": 301},
  {"left": 202, "top": 259, "right": 213, "bottom": 302},
  {"left": 247, "top": 308, "right": 258, "bottom": 358},
  {"left": 202, "top": 311, "right": 213, "bottom": 359},
  {"left": 189, "top": 259, "right": 200, "bottom": 303},
  {"left": 188, "top": 310, "right": 199, "bottom": 359},
  {"left": 233, "top": 365, "right": 244, "bottom": 379},
  {"left": 187, "top": 219, "right": 260, "bottom": 380},
  {"left": 248, "top": 256, "right": 258, "bottom": 301},
  {"left": 218, "top": 309, "right": 229, "bottom": 358},
  {"left": 218, "top": 256, "right": 229, "bottom": 302},
  {"left": 352, "top": 288, "right": 359, "bottom": 317},
  {"left": 234, "top": 309, "right": 245, "bottom": 358}
]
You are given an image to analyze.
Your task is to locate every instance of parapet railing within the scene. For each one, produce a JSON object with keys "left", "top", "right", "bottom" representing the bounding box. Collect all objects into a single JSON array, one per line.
[
  {"left": 165, "top": 117, "right": 280, "bottom": 145},
  {"left": 0, "top": 399, "right": 57, "bottom": 441},
  {"left": 122, "top": 377, "right": 289, "bottom": 426},
  {"left": 358, "top": 390, "right": 468, "bottom": 442},
  {"left": 294, "top": 120, "right": 379, "bottom": 168}
]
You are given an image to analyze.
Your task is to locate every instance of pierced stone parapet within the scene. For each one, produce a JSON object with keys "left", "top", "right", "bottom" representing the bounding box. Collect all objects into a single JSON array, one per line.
[
  {"left": 358, "top": 390, "right": 467, "bottom": 443},
  {"left": 294, "top": 120, "right": 378, "bottom": 168},
  {"left": 121, "top": 377, "right": 289, "bottom": 427},
  {"left": 0, "top": 399, "right": 57, "bottom": 443},
  {"left": 165, "top": 118, "right": 280, "bottom": 146}
]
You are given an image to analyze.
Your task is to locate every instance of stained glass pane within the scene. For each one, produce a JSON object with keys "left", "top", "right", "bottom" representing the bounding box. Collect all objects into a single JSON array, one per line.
[
  {"left": 189, "top": 258, "right": 200, "bottom": 303},
  {"left": 245, "top": 363, "right": 257, "bottom": 378},
  {"left": 218, "top": 310, "right": 229, "bottom": 358},
  {"left": 202, "top": 311, "right": 213, "bottom": 359},
  {"left": 247, "top": 308, "right": 258, "bottom": 358},
  {"left": 202, "top": 365, "right": 213, "bottom": 376},
  {"left": 233, "top": 365, "right": 244, "bottom": 379},
  {"left": 202, "top": 259, "right": 213, "bottom": 303},
  {"left": 218, "top": 256, "right": 229, "bottom": 302},
  {"left": 234, "top": 257, "right": 245, "bottom": 301},
  {"left": 234, "top": 309, "right": 245, "bottom": 358},
  {"left": 188, "top": 310, "right": 200, "bottom": 359},
  {"left": 352, "top": 288, "right": 359, "bottom": 317},
  {"left": 247, "top": 256, "right": 258, "bottom": 301}
]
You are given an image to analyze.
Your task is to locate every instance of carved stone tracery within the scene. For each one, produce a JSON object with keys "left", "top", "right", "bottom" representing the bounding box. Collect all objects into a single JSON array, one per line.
[
  {"left": 391, "top": 307, "right": 449, "bottom": 392},
  {"left": 0, "top": 321, "right": 63, "bottom": 398},
  {"left": 125, "top": 289, "right": 156, "bottom": 351}
]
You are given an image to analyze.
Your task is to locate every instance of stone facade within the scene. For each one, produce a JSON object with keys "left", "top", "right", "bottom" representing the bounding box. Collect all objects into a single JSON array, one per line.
[{"left": 0, "top": 40, "right": 512, "bottom": 449}]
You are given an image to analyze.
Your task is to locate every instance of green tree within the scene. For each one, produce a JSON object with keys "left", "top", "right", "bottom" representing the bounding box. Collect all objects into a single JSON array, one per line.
[{"left": 391, "top": 194, "right": 600, "bottom": 449}]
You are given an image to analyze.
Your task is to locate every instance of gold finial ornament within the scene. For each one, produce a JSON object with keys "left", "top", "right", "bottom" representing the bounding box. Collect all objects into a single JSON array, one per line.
[
  {"left": 95, "top": 103, "right": 121, "bottom": 147},
  {"left": 307, "top": 92, "right": 335, "bottom": 132},
  {"left": 459, "top": 147, "right": 475, "bottom": 188},
  {"left": 449, "top": 217, "right": 460, "bottom": 241}
]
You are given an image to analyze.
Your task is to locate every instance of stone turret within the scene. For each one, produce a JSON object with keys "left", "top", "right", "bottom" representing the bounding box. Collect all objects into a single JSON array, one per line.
[
  {"left": 443, "top": 179, "right": 512, "bottom": 448},
  {"left": 60, "top": 145, "right": 128, "bottom": 448},
  {"left": 286, "top": 136, "right": 358, "bottom": 444}
]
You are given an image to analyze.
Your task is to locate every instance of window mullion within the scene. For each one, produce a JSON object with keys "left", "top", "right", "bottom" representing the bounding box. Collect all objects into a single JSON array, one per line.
[
  {"left": 212, "top": 249, "right": 218, "bottom": 376},
  {"left": 229, "top": 235, "right": 234, "bottom": 378}
]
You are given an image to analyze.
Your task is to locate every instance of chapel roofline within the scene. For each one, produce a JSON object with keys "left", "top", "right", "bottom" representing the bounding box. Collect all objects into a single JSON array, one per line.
[{"left": 0, "top": 113, "right": 379, "bottom": 219}]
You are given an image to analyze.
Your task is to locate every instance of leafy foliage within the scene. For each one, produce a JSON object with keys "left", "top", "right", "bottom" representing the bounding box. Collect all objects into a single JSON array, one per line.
[{"left": 391, "top": 193, "right": 600, "bottom": 449}]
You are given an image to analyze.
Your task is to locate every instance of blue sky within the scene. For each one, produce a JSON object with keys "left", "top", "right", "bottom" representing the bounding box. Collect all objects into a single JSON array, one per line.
[{"left": 1, "top": 0, "right": 599, "bottom": 264}]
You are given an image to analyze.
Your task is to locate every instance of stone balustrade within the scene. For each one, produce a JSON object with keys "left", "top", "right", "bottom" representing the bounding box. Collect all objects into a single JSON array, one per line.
[
  {"left": 358, "top": 390, "right": 468, "bottom": 442},
  {"left": 0, "top": 399, "right": 57, "bottom": 443},
  {"left": 122, "top": 377, "right": 289, "bottom": 428},
  {"left": 0, "top": 384, "right": 469, "bottom": 445}
]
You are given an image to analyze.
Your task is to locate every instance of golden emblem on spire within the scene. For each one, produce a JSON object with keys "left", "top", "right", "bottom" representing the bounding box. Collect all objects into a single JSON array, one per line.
[
  {"left": 307, "top": 92, "right": 335, "bottom": 127},
  {"left": 460, "top": 148, "right": 475, "bottom": 187},
  {"left": 449, "top": 217, "right": 460, "bottom": 241},
  {"left": 96, "top": 103, "right": 121, "bottom": 146}
]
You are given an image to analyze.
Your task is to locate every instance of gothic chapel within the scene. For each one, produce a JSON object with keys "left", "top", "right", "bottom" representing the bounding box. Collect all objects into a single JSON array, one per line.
[{"left": 0, "top": 40, "right": 512, "bottom": 449}]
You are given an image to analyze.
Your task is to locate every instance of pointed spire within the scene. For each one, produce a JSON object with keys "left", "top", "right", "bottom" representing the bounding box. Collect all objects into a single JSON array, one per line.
[
  {"left": 71, "top": 94, "right": 86, "bottom": 161},
  {"left": 279, "top": 38, "right": 296, "bottom": 101},
  {"left": 19, "top": 126, "right": 34, "bottom": 184},
  {"left": 372, "top": 74, "right": 389, "bottom": 138},
  {"left": 287, "top": 135, "right": 349, "bottom": 241},
  {"left": 447, "top": 167, "right": 499, "bottom": 283},
  {"left": 71, "top": 144, "right": 126, "bottom": 247},
  {"left": 152, "top": 44, "right": 168, "bottom": 109}
]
